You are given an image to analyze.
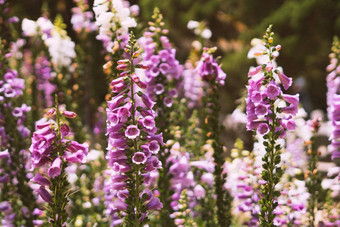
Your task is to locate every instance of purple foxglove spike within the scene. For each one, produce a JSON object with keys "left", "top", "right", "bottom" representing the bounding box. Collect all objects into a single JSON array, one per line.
[
  {"left": 62, "top": 110, "right": 77, "bottom": 118},
  {"left": 48, "top": 157, "right": 62, "bottom": 178},
  {"left": 145, "top": 197, "right": 163, "bottom": 211},
  {"left": 32, "top": 173, "right": 51, "bottom": 186},
  {"left": 37, "top": 186, "right": 52, "bottom": 203},
  {"left": 132, "top": 152, "right": 147, "bottom": 164},
  {"left": 277, "top": 71, "right": 292, "bottom": 90}
]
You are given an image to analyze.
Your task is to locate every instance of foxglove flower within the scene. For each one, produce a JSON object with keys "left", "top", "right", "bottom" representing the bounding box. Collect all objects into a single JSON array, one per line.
[
  {"left": 195, "top": 46, "right": 231, "bottom": 226},
  {"left": 93, "top": 0, "right": 136, "bottom": 52},
  {"left": 0, "top": 38, "right": 36, "bottom": 226},
  {"left": 105, "top": 33, "right": 162, "bottom": 226},
  {"left": 246, "top": 25, "right": 299, "bottom": 225},
  {"left": 29, "top": 104, "right": 88, "bottom": 226},
  {"left": 137, "top": 8, "right": 184, "bottom": 226},
  {"left": 327, "top": 37, "right": 340, "bottom": 160},
  {"left": 71, "top": 0, "right": 97, "bottom": 33}
]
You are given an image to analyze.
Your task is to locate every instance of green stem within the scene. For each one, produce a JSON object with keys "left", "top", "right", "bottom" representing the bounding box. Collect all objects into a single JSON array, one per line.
[{"left": 129, "top": 43, "right": 141, "bottom": 227}]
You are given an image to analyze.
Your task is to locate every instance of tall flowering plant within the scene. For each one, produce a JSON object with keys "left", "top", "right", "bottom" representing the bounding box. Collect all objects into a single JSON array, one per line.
[
  {"left": 105, "top": 32, "right": 163, "bottom": 226},
  {"left": 29, "top": 97, "right": 88, "bottom": 226},
  {"left": 0, "top": 36, "right": 37, "bottom": 226},
  {"left": 194, "top": 47, "right": 230, "bottom": 226},
  {"left": 138, "top": 8, "right": 183, "bottom": 225},
  {"left": 245, "top": 25, "right": 299, "bottom": 226},
  {"left": 327, "top": 37, "right": 340, "bottom": 160}
]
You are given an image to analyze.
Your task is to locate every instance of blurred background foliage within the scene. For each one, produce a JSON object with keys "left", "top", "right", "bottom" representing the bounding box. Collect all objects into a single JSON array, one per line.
[{"left": 9, "top": 0, "right": 340, "bottom": 116}]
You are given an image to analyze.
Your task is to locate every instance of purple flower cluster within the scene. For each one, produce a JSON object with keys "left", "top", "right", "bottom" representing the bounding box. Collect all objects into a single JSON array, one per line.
[
  {"left": 225, "top": 154, "right": 261, "bottom": 226},
  {"left": 139, "top": 31, "right": 183, "bottom": 104},
  {"left": 273, "top": 180, "right": 308, "bottom": 226},
  {"left": 246, "top": 46, "right": 299, "bottom": 136},
  {"left": 182, "top": 62, "right": 204, "bottom": 108},
  {"left": 0, "top": 201, "right": 15, "bottom": 226},
  {"left": 194, "top": 49, "right": 226, "bottom": 86},
  {"left": 71, "top": 0, "right": 97, "bottom": 33},
  {"left": 167, "top": 143, "right": 196, "bottom": 212},
  {"left": 29, "top": 112, "right": 89, "bottom": 203},
  {"left": 326, "top": 42, "right": 340, "bottom": 160},
  {"left": 106, "top": 38, "right": 163, "bottom": 225},
  {"left": 35, "top": 55, "right": 56, "bottom": 107},
  {"left": 0, "top": 69, "right": 25, "bottom": 100}
]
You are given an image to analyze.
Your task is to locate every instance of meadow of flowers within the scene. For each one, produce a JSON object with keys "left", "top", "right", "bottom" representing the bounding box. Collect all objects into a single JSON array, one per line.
[{"left": 0, "top": 0, "right": 339, "bottom": 226}]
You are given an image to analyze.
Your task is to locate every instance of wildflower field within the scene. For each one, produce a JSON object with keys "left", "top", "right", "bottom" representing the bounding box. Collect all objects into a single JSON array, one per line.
[{"left": 0, "top": 0, "right": 339, "bottom": 226}]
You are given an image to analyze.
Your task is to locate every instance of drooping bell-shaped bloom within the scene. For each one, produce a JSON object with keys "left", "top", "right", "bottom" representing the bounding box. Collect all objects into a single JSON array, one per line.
[{"left": 48, "top": 157, "right": 61, "bottom": 178}]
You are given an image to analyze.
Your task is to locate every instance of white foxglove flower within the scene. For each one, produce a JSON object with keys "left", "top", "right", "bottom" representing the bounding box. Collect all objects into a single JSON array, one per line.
[{"left": 22, "top": 18, "right": 38, "bottom": 36}]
